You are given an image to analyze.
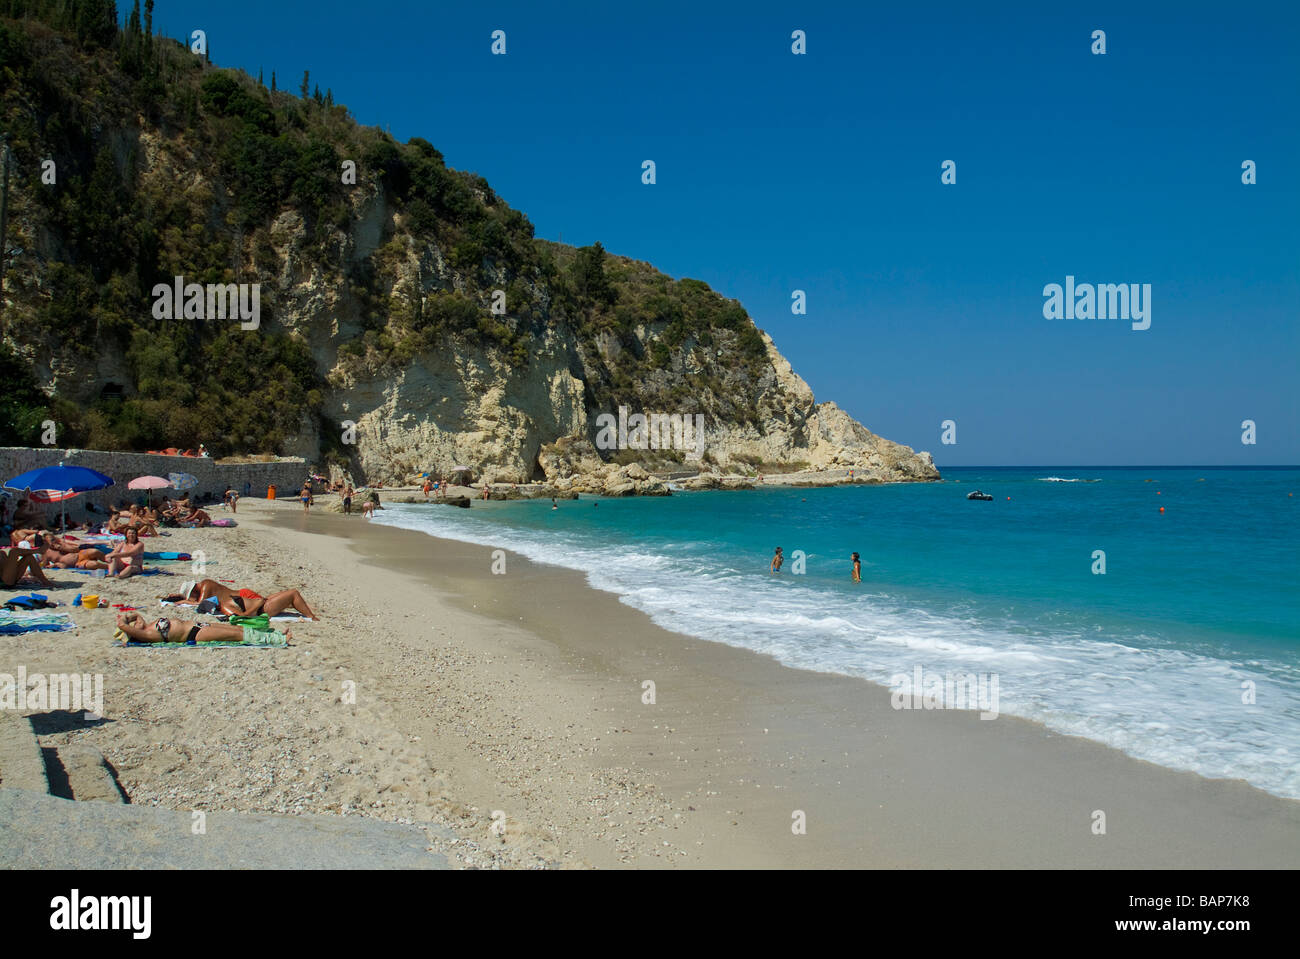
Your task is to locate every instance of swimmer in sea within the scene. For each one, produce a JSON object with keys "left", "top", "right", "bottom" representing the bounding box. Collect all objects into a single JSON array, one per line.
[
  {"left": 851, "top": 552, "right": 861, "bottom": 583},
  {"left": 771, "top": 546, "right": 783, "bottom": 573}
]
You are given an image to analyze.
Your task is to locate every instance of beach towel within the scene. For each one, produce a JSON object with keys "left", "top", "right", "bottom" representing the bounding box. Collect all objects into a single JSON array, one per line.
[
  {"left": 0, "top": 610, "right": 75, "bottom": 634},
  {"left": 69, "top": 567, "right": 170, "bottom": 576},
  {"left": 158, "top": 598, "right": 216, "bottom": 608},
  {"left": 144, "top": 551, "right": 191, "bottom": 560},
  {"left": 210, "top": 519, "right": 237, "bottom": 527}
]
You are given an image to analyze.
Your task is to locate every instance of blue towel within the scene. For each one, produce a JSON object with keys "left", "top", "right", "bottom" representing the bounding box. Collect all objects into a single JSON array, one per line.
[
  {"left": 68, "top": 567, "right": 170, "bottom": 576},
  {"left": 0, "top": 611, "right": 75, "bottom": 634}
]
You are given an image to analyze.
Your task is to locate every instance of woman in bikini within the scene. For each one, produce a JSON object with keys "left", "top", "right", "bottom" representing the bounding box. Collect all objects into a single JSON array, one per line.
[
  {"left": 105, "top": 527, "right": 146, "bottom": 578},
  {"left": 165, "top": 579, "right": 319, "bottom": 619},
  {"left": 115, "top": 611, "right": 291, "bottom": 645}
]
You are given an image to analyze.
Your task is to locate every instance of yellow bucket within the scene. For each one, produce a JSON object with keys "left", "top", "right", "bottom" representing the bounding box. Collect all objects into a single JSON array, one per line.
[{"left": 81, "top": 594, "right": 100, "bottom": 608}]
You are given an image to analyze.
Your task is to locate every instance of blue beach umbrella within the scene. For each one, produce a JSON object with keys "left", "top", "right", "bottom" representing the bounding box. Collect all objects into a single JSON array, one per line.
[
  {"left": 167, "top": 472, "right": 198, "bottom": 492},
  {"left": 4, "top": 463, "right": 115, "bottom": 529}
]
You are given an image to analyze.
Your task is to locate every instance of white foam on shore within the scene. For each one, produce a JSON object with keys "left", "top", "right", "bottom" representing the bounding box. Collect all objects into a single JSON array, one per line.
[{"left": 372, "top": 505, "right": 1300, "bottom": 801}]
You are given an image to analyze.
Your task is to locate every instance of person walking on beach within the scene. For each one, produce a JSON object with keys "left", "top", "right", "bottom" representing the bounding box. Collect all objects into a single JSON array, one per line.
[
  {"left": 343, "top": 484, "right": 353, "bottom": 515},
  {"left": 851, "top": 552, "right": 861, "bottom": 583},
  {"left": 422, "top": 478, "right": 432, "bottom": 499},
  {"left": 771, "top": 546, "right": 784, "bottom": 573},
  {"left": 300, "top": 484, "right": 313, "bottom": 513}
]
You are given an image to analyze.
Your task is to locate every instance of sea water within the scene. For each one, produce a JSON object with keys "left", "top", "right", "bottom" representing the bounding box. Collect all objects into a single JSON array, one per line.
[{"left": 372, "top": 467, "right": 1300, "bottom": 800}]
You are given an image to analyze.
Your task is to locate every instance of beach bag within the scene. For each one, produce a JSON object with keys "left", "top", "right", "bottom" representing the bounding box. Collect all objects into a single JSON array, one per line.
[{"left": 3, "top": 593, "right": 56, "bottom": 610}]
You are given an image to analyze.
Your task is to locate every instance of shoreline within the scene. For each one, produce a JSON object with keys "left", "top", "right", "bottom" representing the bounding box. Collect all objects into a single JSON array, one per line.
[
  {"left": 4, "top": 496, "right": 1298, "bottom": 868},
  {"left": 268, "top": 498, "right": 1299, "bottom": 867}
]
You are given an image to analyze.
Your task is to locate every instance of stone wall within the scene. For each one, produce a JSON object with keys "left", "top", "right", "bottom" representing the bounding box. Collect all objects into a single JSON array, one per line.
[{"left": 0, "top": 447, "right": 309, "bottom": 522}]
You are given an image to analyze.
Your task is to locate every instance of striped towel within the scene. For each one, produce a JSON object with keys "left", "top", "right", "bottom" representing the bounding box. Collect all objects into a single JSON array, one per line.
[{"left": 0, "top": 611, "right": 76, "bottom": 634}]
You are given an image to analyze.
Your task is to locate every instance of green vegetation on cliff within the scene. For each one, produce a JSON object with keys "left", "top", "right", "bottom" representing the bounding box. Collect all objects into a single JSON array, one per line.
[{"left": 0, "top": 0, "right": 773, "bottom": 455}]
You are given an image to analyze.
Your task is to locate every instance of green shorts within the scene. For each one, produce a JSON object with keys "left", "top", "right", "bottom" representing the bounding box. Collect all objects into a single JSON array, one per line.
[{"left": 242, "top": 627, "right": 287, "bottom": 646}]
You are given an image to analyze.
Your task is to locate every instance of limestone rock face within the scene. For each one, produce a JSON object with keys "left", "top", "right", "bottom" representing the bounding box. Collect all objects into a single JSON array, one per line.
[{"left": 314, "top": 316, "right": 938, "bottom": 487}]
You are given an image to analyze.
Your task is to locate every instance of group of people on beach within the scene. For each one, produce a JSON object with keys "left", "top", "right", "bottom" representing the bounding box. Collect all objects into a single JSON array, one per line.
[
  {"left": 771, "top": 547, "right": 863, "bottom": 582},
  {"left": 299, "top": 480, "right": 381, "bottom": 518},
  {"left": 115, "top": 579, "right": 318, "bottom": 645},
  {"left": 106, "top": 497, "right": 212, "bottom": 534},
  {"left": 111, "top": 579, "right": 320, "bottom": 646},
  {"left": 6, "top": 527, "right": 146, "bottom": 578}
]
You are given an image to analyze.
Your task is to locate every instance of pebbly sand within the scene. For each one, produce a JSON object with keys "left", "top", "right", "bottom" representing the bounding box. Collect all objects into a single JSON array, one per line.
[{"left": 3, "top": 495, "right": 1299, "bottom": 869}]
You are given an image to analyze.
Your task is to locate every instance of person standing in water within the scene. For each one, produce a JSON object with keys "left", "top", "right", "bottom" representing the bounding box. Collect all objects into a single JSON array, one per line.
[
  {"left": 770, "top": 546, "right": 784, "bottom": 573},
  {"left": 851, "top": 552, "right": 861, "bottom": 583},
  {"left": 300, "top": 484, "right": 313, "bottom": 512},
  {"left": 342, "top": 484, "right": 354, "bottom": 515}
]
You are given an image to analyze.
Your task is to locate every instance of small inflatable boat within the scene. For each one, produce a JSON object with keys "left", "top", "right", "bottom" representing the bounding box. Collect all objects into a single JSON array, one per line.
[{"left": 966, "top": 490, "right": 994, "bottom": 501}]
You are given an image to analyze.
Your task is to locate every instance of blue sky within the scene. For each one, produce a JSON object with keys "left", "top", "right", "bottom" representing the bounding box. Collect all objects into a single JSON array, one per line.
[{"left": 153, "top": 1, "right": 1298, "bottom": 465}]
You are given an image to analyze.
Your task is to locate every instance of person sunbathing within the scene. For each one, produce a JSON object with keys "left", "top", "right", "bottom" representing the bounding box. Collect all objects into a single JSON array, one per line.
[
  {"left": 163, "top": 579, "right": 318, "bottom": 619},
  {"left": 110, "top": 505, "right": 159, "bottom": 537},
  {"left": 177, "top": 507, "right": 211, "bottom": 527},
  {"left": 1, "top": 545, "right": 54, "bottom": 587},
  {"left": 115, "top": 611, "right": 291, "bottom": 645},
  {"left": 105, "top": 528, "right": 146, "bottom": 578},
  {"left": 10, "top": 527, "right": 45, "bottom": 548},
  {"left": 35, "top": 534, "right": 109, "bottom": 570}
]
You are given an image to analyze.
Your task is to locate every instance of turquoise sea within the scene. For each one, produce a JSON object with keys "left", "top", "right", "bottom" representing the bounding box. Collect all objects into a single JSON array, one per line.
[{"left": 372, "top": 467, "right": 1300, "bottom": 800}]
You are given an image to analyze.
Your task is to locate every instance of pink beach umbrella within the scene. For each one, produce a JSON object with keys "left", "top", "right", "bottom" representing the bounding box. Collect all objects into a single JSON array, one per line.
[{"left": 128, "top": 474, "right": 172, "bottom": 509}]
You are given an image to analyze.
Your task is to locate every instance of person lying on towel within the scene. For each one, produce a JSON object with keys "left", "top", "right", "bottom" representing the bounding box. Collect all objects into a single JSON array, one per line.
[
  {"left": 162, "top": 579, "right": 319, "bottom": 619},
  {"left": 114, "top": 611, "right": 290, "bottom": 645}
]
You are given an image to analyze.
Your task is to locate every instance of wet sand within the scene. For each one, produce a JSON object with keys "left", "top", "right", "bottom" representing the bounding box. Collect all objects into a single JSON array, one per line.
[{"left": 261, "top": 498, "right": 1300, "bottom": 868}]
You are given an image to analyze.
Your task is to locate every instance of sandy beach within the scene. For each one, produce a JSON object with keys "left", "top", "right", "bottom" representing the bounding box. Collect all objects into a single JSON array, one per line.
[{"left": 3, "top": 494, "right": 1299, "bottom": 869}]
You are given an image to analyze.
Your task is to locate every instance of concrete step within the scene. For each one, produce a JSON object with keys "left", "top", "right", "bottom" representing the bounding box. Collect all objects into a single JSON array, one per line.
[
  {"left": 0, "top": 789, "right": 453, "bottom": 869},
  {"left": 54, "top": 743, "right": 127, "bottom": 803},
  {"left": 0, "top": 712, "right": 48, "bottom": 793}
]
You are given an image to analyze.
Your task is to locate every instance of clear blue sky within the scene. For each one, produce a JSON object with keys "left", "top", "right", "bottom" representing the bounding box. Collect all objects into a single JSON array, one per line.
[{"left": 152, "top": 1, "right": 1298, "bottom": 465}]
